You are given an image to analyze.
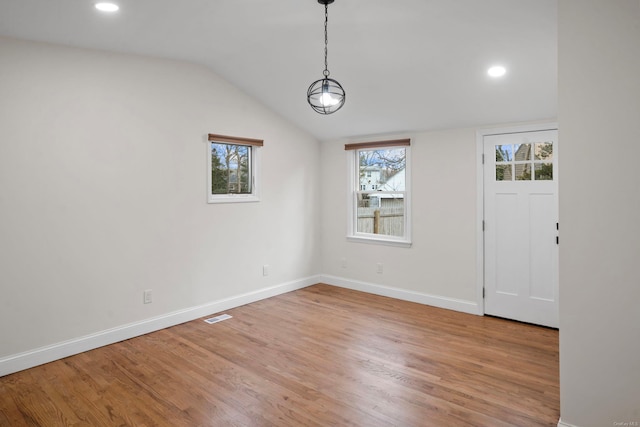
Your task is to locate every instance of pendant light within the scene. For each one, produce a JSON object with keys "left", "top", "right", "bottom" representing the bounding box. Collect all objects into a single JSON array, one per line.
[{"left": 307, "top": 0, "right": 346, "bottom": 115}]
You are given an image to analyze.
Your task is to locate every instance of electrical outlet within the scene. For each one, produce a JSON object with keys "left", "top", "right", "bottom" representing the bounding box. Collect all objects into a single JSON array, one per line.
[
  {"left": 341, "top": 258, "right": 347, "bottom": 268},
  {"left": 263, "top": 264, "right": 270, "bottom": 276},
  {"left": 143, "top": 289, "right": 152, "bottom": 304},
  {"left": 376, "top": 263, "right": 383, "bottom": 274}
]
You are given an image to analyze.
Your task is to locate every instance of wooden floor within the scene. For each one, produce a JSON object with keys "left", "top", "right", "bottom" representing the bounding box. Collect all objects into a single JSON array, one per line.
[{"left": 0, "top": 284, "right": 559, "bottom": 426}]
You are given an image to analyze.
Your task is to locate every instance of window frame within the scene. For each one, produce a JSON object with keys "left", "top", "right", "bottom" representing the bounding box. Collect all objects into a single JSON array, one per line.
[
  {"left": 207, "top": 133, "right": 263, "bottom": 204},
  {"left": 346, "top": 139, "right": 412, "bottom": 247}
]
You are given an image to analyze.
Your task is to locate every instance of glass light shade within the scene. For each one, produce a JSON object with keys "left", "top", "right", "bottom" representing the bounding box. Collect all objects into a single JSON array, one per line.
[{"left": 307, "top": 77, "right": 346, "bottom": 114}]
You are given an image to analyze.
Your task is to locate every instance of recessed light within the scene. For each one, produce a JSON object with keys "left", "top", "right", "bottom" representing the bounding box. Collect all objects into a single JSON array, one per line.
[
  {"left": 95, "top": 3, "right": 119, "bottom": 12},
  {"left": 488, "top": 66, "right": 507, "bottom": 78}
]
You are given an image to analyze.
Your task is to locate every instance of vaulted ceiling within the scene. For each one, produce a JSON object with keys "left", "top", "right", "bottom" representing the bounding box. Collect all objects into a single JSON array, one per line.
[{"left": 0, "top": 0, "right": 557, "bottom": 141}]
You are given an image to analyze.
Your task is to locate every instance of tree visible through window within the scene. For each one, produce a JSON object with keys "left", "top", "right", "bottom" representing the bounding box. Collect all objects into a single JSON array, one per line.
[
  {"left": 211, "top": 143, "right": 251, "bottom": 194},
  {"left": 207, "top": 133, "right": 263, "bottom": 203}
]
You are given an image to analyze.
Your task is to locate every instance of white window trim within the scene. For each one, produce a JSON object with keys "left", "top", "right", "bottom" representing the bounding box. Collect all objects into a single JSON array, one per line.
[
  {"left": 346, "top": 145, "right": 412, "bottom": 247},
  {"left": 207, "top": 139, "right": 261, "bottom": 204}
]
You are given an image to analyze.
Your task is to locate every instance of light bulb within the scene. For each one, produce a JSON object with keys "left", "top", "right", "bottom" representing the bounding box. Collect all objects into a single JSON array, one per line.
[{"left": 320, "top": 92, "right": 339, "bottom": 107}]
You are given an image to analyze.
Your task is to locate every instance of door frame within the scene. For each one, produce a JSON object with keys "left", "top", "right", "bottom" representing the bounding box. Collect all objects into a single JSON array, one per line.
[{"left": 475, "top": 122, "right": 558, "bottom": 316}]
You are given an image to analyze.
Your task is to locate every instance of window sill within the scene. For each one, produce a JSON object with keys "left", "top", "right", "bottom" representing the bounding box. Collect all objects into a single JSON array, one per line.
[
  {"left": 208, "top": 195, "right": 260, "bottom": 204},
  {"left": 347, "top": 235, "right": 412, "bottom": 248}
]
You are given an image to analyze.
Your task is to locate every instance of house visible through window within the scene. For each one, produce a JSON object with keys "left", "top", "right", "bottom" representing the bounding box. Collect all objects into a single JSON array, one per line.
[
  {"left": 208, "top": 134, "right": 263, "bottom": 203},
  {"left": 345, "top": 139, "right": 411, "bottom": 246}
]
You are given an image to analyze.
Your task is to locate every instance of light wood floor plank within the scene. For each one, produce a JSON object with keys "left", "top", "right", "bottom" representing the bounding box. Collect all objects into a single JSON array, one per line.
[{"left": 0, "top": 284, "right": 559, "bottom": 426}]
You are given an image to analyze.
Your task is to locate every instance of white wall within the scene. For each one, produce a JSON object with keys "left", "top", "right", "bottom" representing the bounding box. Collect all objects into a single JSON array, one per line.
[
  {"left": 0, "top": 37, "right": 321, "bottom": 362},
  {"left": 558, "top": 1, "right": 640, "bottom": 426},
  {"left": 320, "top": 129, "right": 479, "bottom": 308}
]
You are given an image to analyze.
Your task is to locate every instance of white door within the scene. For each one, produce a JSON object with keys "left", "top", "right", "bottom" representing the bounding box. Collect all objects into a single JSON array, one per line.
[{"left": 483, "top": 130, "right": 559, "bottom": 328}]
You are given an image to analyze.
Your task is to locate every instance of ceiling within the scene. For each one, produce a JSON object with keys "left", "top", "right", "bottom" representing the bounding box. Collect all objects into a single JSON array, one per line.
[{"left": 0, "top": 0, "right": 557, "bottom": 142}]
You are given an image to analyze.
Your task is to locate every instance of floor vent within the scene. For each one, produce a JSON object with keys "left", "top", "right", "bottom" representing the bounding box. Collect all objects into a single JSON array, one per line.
[{"left": 204, "top": 314, "right": 232, "bottom": 324}]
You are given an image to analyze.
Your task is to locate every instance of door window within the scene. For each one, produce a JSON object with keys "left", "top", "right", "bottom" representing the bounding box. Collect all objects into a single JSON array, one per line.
[{"left": 495, "top": 141, "right": 553, "bottom": 181}]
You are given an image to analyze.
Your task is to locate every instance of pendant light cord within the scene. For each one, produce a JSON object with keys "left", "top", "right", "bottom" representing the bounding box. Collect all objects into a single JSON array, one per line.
[{"left": 323, "top": 3, "right": 330, "bottom": 77}]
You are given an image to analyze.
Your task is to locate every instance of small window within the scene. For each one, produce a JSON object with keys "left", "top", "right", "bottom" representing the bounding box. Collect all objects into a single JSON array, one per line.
[
  {"left": 495, "top": 141, "right": 553, "bottom": 181},
  {"left": 207, "top": 134, "right": 263, "bottom": 203},
  {"left": 345, "top": 139, "right": 411, "bottom": 246}
]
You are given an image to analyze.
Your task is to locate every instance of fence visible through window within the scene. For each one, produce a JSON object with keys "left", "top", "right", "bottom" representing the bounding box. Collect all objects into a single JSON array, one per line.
[{"left": 357, "top": 196, "right": 404, "bottom": 236}]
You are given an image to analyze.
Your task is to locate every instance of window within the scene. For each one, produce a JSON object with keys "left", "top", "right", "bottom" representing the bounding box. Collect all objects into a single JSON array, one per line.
[
  {"left": 346, "top": 139, "right": 411, "bottom": 246},
  {"left": 495, "top": 141, "right": 553, "bottom": 181},
  {"left": 207, "top": 133, "right": 263, "bottom": 203}
]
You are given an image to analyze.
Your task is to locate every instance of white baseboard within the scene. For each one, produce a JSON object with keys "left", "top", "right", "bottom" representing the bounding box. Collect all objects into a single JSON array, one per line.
[
  {"left": 557, "top": 419, "right": 580, "bottom": 427},
  {"left": 320, "top": 275, "right": 482, "bottom": 316},
  {"left": 1, "top": 275, "right": 482, "bottom": 377},
  {"left": 0, "top": 276, "right": 319, "bottom": 377}
]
